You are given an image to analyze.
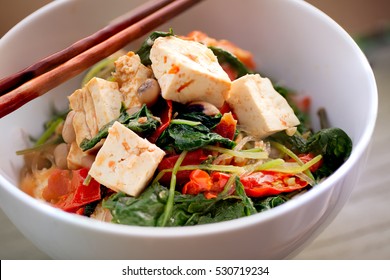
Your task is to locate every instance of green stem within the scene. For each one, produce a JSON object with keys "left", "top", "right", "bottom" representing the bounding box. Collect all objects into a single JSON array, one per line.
[
  {"left": 35, "top": 118, "right": 63, "bottom": 146},
  {"left": 170, "top": 119, "right": 202, "bottom": 126},
  {"left": 81, "top": 56, "right": 118, "bottom": 86},
  {"left": 265, "top": 155, "right": 322, "bottom": 174},
  {"left": 160, "top": 150, "right": 188, "bottom": 227},
  {"left": 271, "top": 141, "right": 315, "bottom": 181},
  {"left": 153, "top": 163, "right": 246, "bottom": 184},
  {"left": 16, "top": 136, "right": 62, "bottom": 155},
  {"left": 204, "top": 145, "right": 268, "bottom": 159}
]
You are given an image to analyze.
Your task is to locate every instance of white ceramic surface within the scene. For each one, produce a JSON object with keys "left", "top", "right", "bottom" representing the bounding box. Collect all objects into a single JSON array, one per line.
[{"left": 0, "top": 0, "right": 377, "bottom": 259}]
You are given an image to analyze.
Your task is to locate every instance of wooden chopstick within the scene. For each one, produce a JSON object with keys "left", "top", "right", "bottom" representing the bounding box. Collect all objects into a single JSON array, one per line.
[
  {"left": 0, "top": 0, "right": 203, "bottom": 118},
  {"left": 0, "top": 0, "right": 175, "bottom": 97}
]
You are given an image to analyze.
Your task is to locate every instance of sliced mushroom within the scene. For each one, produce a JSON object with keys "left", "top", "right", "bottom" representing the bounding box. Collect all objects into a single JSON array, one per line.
[{"left": 137, "top": 78, "right": 160, "bottom": 107}]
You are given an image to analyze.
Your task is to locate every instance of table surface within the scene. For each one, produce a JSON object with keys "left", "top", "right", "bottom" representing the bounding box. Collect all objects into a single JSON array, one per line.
[{"left": 1, "top": 3, "right": 390, "bottom": 261}]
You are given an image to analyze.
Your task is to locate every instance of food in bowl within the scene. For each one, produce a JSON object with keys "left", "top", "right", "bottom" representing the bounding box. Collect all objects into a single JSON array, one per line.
[
  {"left": 17, "top": 30, "right": 352, "bottom": 227},
  {"left": 0, "top": 0, "right": 377, "bottom": 260}
]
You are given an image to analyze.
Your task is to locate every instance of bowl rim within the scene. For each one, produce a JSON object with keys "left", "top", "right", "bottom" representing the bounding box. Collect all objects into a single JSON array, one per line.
[{"left": 0, "top": 0, "right": 378, "bottom": 238}]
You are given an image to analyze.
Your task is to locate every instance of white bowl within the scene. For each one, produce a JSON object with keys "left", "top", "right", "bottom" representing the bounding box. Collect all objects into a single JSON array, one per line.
[{"left": 0, "top": 0, "right": 377, "bottom": 259}]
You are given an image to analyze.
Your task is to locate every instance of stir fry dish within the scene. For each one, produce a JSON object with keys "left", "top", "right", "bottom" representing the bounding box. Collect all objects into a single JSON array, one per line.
[{"left": 18, "top": 30, "right": 352, "bottom": 227}]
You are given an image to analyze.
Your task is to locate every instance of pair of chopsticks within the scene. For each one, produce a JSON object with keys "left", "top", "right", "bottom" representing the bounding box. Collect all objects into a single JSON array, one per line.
[{"left": 0, "top": 0, "right": 204, "bottom": 118}]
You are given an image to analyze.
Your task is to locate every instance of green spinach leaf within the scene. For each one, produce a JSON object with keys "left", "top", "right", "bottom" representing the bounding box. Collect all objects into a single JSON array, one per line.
[
  {"left": 103, "top": 182, "right": 254, "bottom": 227},
  {"left": 176, "top": 111, "right": 222, "bottom": 129},
  {"left": 156, "top": 110, "right": 235, "bottom": 152},
  {"left": 252, "top": 195, "right": 289, "bottom": 212},
  {"left": 234, "top": 177, "right": 257, "bottom": 216},
  {"left": 267, "top": 131, "right": 307, "bottom": 154},
  {"left": 103, "top": 184, "right": 166, "bottom": 227},
  {"left": 209, "top": 46, "right": 252, "bottom": 78},
  {"left": 268, "top": 127, "right": 352, "bottom": 179},
  {"left": 304, "top": 127, "right": 353, "bottom": 177},
  {"left": 80, "top": 104, "right": 160, "bottom": 151},
  {"left": 136, "top": 29, "right": 174, "bottom": 65},
  {"left": 193, "top": 200, "right": 248, "bottom": 225},
  {"left": 157, "top": 121, "right": 235, "bottom": 151}
]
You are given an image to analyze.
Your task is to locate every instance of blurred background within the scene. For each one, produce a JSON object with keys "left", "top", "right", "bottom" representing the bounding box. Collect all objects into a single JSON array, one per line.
[
  {"left": 1, "top": 0, "right": 390, "bottom": 259},
  {"left": 2, "top": 0, "right": 389, "bottom": 38}
]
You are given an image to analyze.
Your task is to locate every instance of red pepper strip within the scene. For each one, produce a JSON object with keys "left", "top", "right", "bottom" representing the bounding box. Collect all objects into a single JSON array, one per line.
[
  {"left": 182, "top": 169, "right": 309, "bottom": 199},
  {"left": 221, "top": 63, "right": 238, "bottom": 80},
  {"left": 182, "top": 170, "right": 231, "bottom": 199},
  {"left": 182, "top": 169, "right": 212, "bottom": 195},
  {"left": 44, "top": 168, "right": 101, "bottom": 213},
  {"left": 213, "top": 112, "right": 237, "bottom": 140},
  {"left": 218, "top": 102, "right": 233, "bottom": 115},
  {"left": 157, "top": 149, "right": 209, "bottom": 186},
  {"left": 207, "top": 172, "right": 231, "bottom": 199},
  {"left": 240, "top": 171, "right": 308, "bottom": 198},
  {"left": 42, "top": 169, "right": 72, "bottom": 202},
  {"left": 75, "top": 207, "right": 85, "bottom": 215},
  {"left": 148, "top": 99, "right": 173, "bottom": 143}
]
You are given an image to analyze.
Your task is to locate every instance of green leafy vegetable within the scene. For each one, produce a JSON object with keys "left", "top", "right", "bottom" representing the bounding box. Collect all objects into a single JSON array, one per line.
[
  {"left": 267, "top": 131, "right": 307, "bottom": 154},
  {"left": 191, "top": 200, "right": 248, "bottom": 225},
  {"left": 176, "top": 111, "right": 222, "bottom": 129},
  {"left": 269, "top": 127, "right": 353, "bottom": 178},
  {"left": 234, "top": 177, "right": 257, "bottom": 216},
  {"left": 156, "top": 121, "right": 235, "bottom": 152},
  {"left": 16, "top": 111, "right": 67, "bottom": 155},
  {"left": 104, "top": 182, "right": 257, "bottom": 227},
  {"left": 35, "top": 113, "right": 66, "bottom": 146},
  {"left": 136, "top": 29, "right": 175, "bottom": 65},
  {"left": 305, "top": 127, "right": 353, "bottom": 177},
  {"left": 103, "top": 185, "right": 166, "bottom": 227},
  {"left": 156, "top": 110, "right": 235, "bottom": 152},
  {"left": 252, "top": 196, "right": 289, "bottom": 212},
  {"left": 209, "top": 46, "right": 252, "bottom": 78},
  {"left": 80, "top": 104, "right": 160, "bottom": 151}
]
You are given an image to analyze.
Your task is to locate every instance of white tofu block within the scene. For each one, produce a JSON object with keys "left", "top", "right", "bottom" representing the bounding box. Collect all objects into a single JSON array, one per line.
[
  {"left": 67, "top": 141, "right": 85, "bottom": 170},
  {"left": 113, "top": 52, "right": 153, "bottom": 109},
  {"left": 226, "top": 74, "right": 300, "bottom": 138},
  {"left": 150, "top": 36, "right": 231, "bottom": 108},
  {"left": 89, "top": 121, "right": 165, "bottom": 197},
  {"left": 87, "top": 77, "right": 123, "bottom": 130},
  {"left": 67, "top": 141, "right": 95, "bottom": 170},
  {"left": 83, "top": 86, "right": 98, "bottom": 135},
  {"left": 68, "top": 89, "right": 92, "bottom": 146},
  {"left": 68, "top": 77, "right": 123, "bottom": 147}
]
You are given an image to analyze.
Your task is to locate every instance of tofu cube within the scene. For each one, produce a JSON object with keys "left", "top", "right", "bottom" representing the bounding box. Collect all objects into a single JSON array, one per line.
[
  {"left": 88, "top": 77, "right": 123, "bottom": 130},
  {"left": 226, "top": 74, "right": 300, "bottom": 138},
  {"left": 113, "top": 51, "right": 153, "bottom": 109},
  {"left": 67, "top": 141, "right": 95, "bottom": 170},
  {"left": 69, "top": 89, "right": 92, "bottom": 146},
  {"left": 88, "top": 121, "right": 165, "bottom": 197},
  {"left": 68, "top": 77, "right": 123, "bottom": 147},
  {"left": 150, "top": 36, "right": 231, "bottom": 108}
]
